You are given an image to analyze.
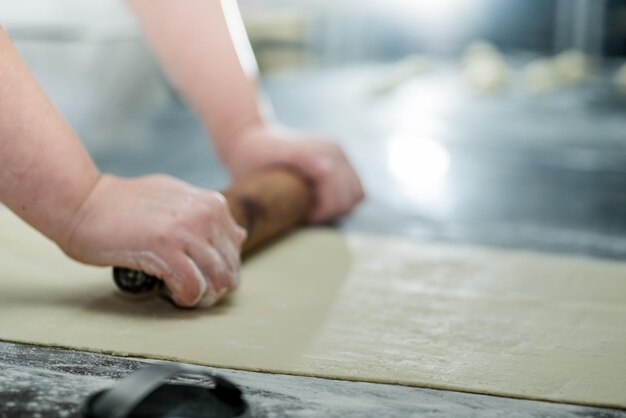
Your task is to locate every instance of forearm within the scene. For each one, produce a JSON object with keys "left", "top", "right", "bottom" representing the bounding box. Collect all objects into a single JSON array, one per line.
[
  {"left": 0, "top": 29, "right": 100, "bottom": 244},
  {"left": 127, "top": 0, "right": 265, "bottom": 162}
]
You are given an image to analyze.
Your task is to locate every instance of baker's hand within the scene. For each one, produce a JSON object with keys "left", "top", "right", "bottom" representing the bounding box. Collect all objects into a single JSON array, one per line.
[
  {"left": 57, "top": 174, "right": 246, "bottom": 308},
  {"left": 224, "top": 125, "right": 365, "bottom": 223}
]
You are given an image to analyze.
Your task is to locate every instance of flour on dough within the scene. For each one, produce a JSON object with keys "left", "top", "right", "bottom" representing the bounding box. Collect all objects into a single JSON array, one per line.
[{"left": 0, "top": 210, "right": 625, "bottom": 409}]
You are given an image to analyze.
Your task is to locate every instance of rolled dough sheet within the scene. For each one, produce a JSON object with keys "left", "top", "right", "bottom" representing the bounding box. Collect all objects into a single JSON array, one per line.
[{"left": 0, "top": 209, "right": 625, "bottom": 409}]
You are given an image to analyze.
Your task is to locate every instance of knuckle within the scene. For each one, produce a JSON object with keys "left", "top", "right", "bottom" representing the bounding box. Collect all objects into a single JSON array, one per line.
[
  {"left": 188, "top": 200, "right": 213, "bottom": 223},
  {"left": 154, "top": 226, "right": 190, "bottom": 250},
  {"left": 154, "top": 230, "right": 176, "bottom": 248},
  {"left": 174, "top": 205, "right": 204, "bottom": 231},
  {"left": 200, "top": 192, "right": 229, "bottom": 217},
  {"left": 201, "top": 210, "right": 215, "bottom": 224},
  {"left": 194, "top": 205, "right": 214, "bottom": 224},
  {"left": 208, "top": 191, "right": 228, "bottom": 206}
]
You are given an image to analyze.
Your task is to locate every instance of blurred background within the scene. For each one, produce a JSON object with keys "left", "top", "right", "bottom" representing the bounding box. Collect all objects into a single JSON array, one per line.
[{"left": 2, "top": 0, "right": 626, "bottom": 257}]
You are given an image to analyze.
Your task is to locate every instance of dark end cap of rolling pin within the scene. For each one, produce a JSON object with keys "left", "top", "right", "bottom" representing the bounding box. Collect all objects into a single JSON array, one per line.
[{"left": 113, "top": 267, "right": 160, "bottom": 295}]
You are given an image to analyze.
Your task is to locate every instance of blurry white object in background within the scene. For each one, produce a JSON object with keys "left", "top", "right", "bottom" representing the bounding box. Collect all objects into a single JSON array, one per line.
[
  {"left": 0, "top": 0, "right": 136, "bottom": 40},
  {"left": 373, "top": 54, "right": 434, "bottom": 95},
  {"left": 222, "top": 0, "right": 276, "bottom": 121},
  {"left": 402, "top": 0, "right": 470, "bottom": 29},
  {"left": 222, "top": 0, "right": 259, "bottom": 78},
  {"left": 553, "top": 0, "right": 605, "bottom": 59},
  {"left": 240, "top": 8, "right": 313, "bottom": 73},
  {"left": 613, "top": 62, "right": 626, "bottom": 93},
  {"left": 523, "top": 49, "right": 592, "bottom": 95},
  {"left": 387, "top": 136, "right": 450, "bottom": 209},
  {"left": 460, "top": 41, "right": 500, "bottom": 67},
  {"left": 460, "top": 41, "right": 509, "bottom": 92},
  {"left": 387, "top": 0, "right": 482, "bottom": 50},
  {"left": 523, "top": 59, "right": 560, "bottom": 94},
  {"left": 552, "top": 49, "right": 592, "bottom": 85}
]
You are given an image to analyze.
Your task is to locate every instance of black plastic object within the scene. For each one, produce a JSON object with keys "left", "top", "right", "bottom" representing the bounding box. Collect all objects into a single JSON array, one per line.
[
  {"left": 113, "top": 267, "right": 160, "bottom": 295},
  {"left": 83, "top": 364, "right": 250, "bottom": 418}
]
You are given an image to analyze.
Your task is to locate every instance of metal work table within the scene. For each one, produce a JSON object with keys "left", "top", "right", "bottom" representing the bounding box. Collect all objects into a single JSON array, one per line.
[{"left": 2, "top": 39, "right": 626, "bottom": 416}]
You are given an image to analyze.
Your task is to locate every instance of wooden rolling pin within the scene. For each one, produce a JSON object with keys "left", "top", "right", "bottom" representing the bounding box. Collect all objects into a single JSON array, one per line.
[{"left": 113, "top": 167, "right": 313, "bottom": 297}]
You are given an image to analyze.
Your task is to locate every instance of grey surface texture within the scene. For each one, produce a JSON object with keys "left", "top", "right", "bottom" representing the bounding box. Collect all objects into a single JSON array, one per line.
[{"left": 2, "top": 342, "right": 625, "bottom": 418}]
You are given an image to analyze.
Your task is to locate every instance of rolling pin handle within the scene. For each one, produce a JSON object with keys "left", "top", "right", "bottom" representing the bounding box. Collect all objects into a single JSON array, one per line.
[
  {"left": 112, "top": 168, "right": 312, "bottom": 298},
  {"left": 113, "top": 267, "right": 160, "bottom": 294}
]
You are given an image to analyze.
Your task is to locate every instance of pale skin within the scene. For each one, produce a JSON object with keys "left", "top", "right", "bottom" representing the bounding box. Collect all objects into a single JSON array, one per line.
[{"left": 0, "top": 0, "right": 364, "bottom": 307}]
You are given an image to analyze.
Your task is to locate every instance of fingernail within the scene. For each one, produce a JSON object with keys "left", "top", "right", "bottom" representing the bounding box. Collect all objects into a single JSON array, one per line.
[
  {"left": 187, "top": 262, "right": 208, "bottom": 307},
  {"left": 197, "top": 283, "right": 219, "bottom": 308},
  {"left": 231, "top": 272, "right": 241, "bottom": 289}
]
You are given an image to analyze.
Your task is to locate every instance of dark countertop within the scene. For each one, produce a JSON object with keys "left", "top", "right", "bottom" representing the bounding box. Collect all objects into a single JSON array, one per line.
[
  {"left": 2, "top": 38, "right": 626, "bottom": 416},
  {"left": 2, "top": 342, "right": 625, "bottom": 418}
]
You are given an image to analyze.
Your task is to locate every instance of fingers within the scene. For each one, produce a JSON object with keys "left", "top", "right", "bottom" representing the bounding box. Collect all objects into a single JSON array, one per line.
[
  {"left": 208, "top": 191, "right": 248, "bottom": 246},
  {"left": 61, "top": 174, "right": 247, "bottom": 309},
  {"left": 135, "top": 237, "right": 242, "bottom": 309},
  {"left": 308, "top": 171, "right": 363, "bottom": 223},
  {"left": 277, "top": 140, "right": 364, "bottom": 223},
  {"left": 222, "top": 128, "right": 364, "bottom": 224},
  {"left": 159, "top": 243, "right": 241, "bottom": 308},
  {"left": 186, "top": 234, "right": 241, "bottom": 294},
  {"left": 159, "top": 253, "right": 208, "bottom": 308},
  {"left": 208, "top": 227, "right": 243, "bottom": 288},
  {"left": 186, "top": 243, "right": 229, "bottom": 293},
  {"left": 301, "top": 145, "right": 365, "bottom": 224},
  {"left": 139, "top": 189, "right": 245, "bottom": 308},
  {"left": 201, "top": 191, "right": 245, "bottom": 290},
  {"left": 160, "top": 192, "right": 244, "bottom": 308},
  {"left": 168, "top": 191, "right": 246, "bottom": 306}
]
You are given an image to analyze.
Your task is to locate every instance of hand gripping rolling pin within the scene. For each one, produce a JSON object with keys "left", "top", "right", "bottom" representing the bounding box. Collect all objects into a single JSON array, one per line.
[{"left": 112, "top": 168, "right": 313, "bottom": 298}]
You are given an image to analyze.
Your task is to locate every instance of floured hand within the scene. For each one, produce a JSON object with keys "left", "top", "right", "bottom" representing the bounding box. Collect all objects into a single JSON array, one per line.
[
  {"left": 58, "top": 174, "right": 246, "bottom": 308},
  {"left": 223, "top": 125, "right": 365, "bottom": 223}
]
